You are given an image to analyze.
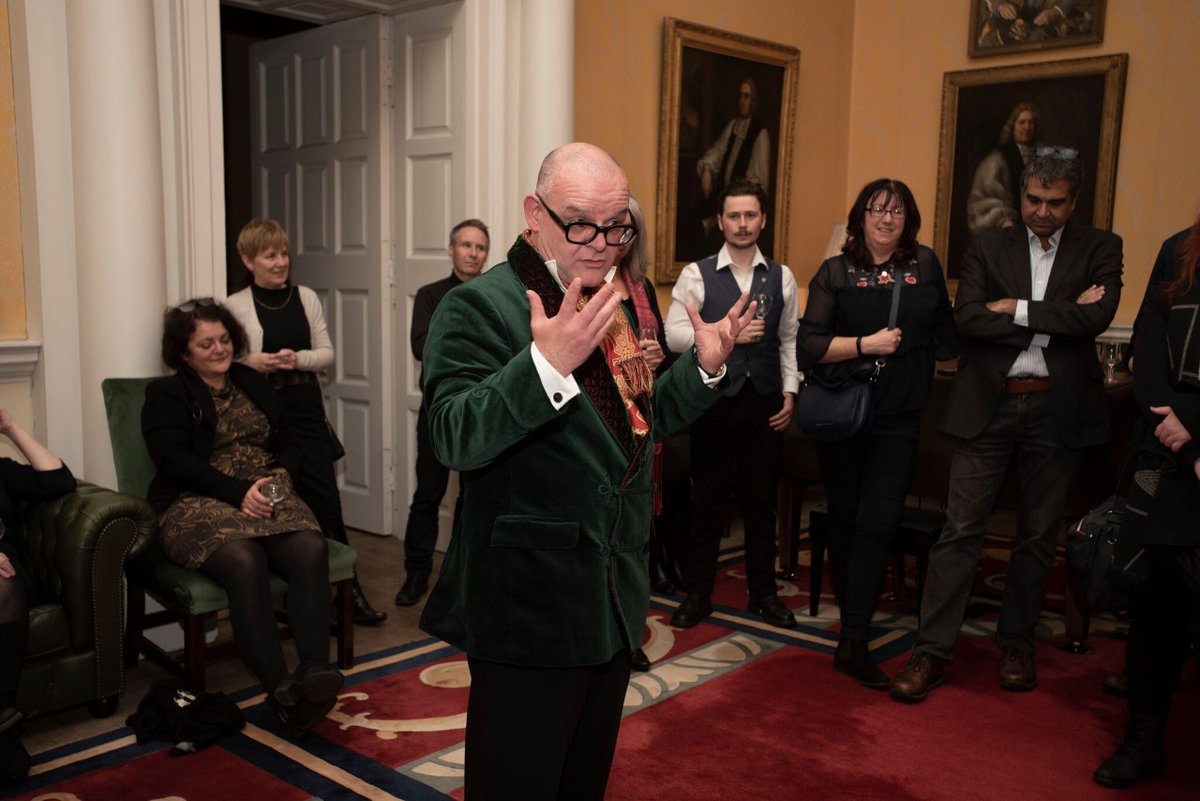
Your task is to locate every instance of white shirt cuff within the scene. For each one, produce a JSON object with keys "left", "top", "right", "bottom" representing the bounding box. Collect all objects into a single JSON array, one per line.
[
  {"left": 1031, "top": 333, "right": 1051, "bottom": 348},
  {"left": 530, "top": 343, "right": 581, "bottom": 410},
  {"left": 699, "top": 363, "right": 726, "bottom": 387},
  {"left": 1013, "top": 299, "right": 1030, "bottom": 327}
]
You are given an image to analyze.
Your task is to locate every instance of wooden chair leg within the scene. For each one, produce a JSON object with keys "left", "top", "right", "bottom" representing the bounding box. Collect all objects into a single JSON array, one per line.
[
  {"left": 890, "top": 549, "right": 908, "bottom": 601},
  {"left": 335, "top": 581, "right": 354, "bottom": 669},
  {"left": 776, "top": 477, "right": 796, "bottom": 580},
  {"left": 808, "top": 510, "right": 827, "bottom": 617},
  {"left": 1062, "top": 566, "right": 1093, "bottom": 654},
  {"left": 125, "top": 583, "right": 147, "bottom": 669},
  {"left": 184, "top": 613, "right": 208, "bottom": 691}
]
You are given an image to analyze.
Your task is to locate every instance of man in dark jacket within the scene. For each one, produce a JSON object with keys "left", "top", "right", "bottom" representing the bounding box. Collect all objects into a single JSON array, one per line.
[
  {"left": 891, "top": 151, "right": 1124, "bottom": 702},
  {"left": 418, "top": 142, "right": 753, "bottom": 799},
  {"left": 394, "top": 219, "right": 490, "bottom": 607}
]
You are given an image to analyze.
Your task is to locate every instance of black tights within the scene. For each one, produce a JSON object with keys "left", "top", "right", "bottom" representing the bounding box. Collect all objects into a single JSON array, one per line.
[
  {"left": 0, "top": 547, "right": 28, "bottom": 708},
  {"left": 198, "top": 531, "right": 330, "bottom": 693}
]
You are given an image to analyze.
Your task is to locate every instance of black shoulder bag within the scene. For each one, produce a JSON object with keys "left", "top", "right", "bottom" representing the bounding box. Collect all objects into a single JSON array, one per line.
[{"left": 795, "top": 266, "right": 903, "bottom": 442}]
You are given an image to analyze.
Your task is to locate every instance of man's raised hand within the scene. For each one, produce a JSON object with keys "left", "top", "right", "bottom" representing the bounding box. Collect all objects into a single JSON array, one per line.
[
  {"left": 687, "top": 292, "right": 757, "bottom": 376},
  {"left": 528, "top": 279, "right": 623, "bottom": 377}
]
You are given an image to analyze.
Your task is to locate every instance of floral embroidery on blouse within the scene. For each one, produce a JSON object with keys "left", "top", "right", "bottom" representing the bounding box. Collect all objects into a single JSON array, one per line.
[{"left": 846, "top": 258, "right": 919, "bottom": 289}]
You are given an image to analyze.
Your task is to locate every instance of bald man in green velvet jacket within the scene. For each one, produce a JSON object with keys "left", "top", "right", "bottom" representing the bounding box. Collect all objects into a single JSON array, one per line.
[{"left": 417, "top": 143, "right": 754, "bottom": 800}]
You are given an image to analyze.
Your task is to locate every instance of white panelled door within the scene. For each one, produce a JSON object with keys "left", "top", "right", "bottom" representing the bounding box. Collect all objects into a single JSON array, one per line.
[
  {"left": 250, "top": 15, "right": 394, "bottom": 534},
  {"left": 393, "top": 4, "right": 466, "bottom": 544}
]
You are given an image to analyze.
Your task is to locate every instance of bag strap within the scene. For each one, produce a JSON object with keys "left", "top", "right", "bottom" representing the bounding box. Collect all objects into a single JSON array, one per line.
[
  {"left": 870, "top": 262, "right": 907, "bottom": 380},
  {"left": 887, "top": 265, "right": 904, "bottom": 329}
]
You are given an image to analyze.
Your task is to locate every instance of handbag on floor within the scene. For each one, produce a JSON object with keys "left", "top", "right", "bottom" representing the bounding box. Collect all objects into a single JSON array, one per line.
[
  {"left": 796, "top": 263, "right": 902, "bottom": 442},
  {"left": 1067, "top": 418, "right": 1157, "bottom": 606}
]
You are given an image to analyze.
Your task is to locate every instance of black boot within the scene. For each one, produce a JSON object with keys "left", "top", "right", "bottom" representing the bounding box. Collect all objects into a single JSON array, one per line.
[
  {"left": 648, "top": 529, "right": 676, "bottom": 595},
  {"left": 0, "top": 727, "right": 30, "bottom": 785},
  {"left": 395, "top": 573, "right": 430, "bottom": 607},
  {"left": 1093, "top": 710, "right": 1167, "bottom": 789},
  {"left": 833, "top": 637, "right": 889, "bottom": 690},
  {"left": 350, "top": 575, "right": 387, "bottom": 626}
]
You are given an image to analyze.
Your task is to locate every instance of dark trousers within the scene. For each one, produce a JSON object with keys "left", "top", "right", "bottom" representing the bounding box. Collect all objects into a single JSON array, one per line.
[
  {"left": 1127, "top": 547, "right": 1200, "bottom": 716},
  {"left": 916, "top": 391, "right": 1082, "bottom": 660},
  {"left": 403, "top": 401, "right": 461, "bottom": 577},
  {"left": 280, "top": 384, "right": 349, "bottom": 545},
  {"left": 0, "top": 541, "right": 27, "bottom": 708},
  {"left": 464, "top": 651, "right": 631, "bottom": 801},
  {"left": 817, "top": 412, "right": 920, "bottom": 640},
  {"left": 682, "top": 386, "right": 784, "bottom": 600}
]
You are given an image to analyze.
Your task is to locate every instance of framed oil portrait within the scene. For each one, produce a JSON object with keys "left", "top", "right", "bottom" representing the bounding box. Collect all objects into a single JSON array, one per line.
[
  {"left": 933, "top": 53, "right": 1127, "bottom": 282},
  {"left": 655, "top": 18, "right": 799, "bottom": 285},
  {"left": 969, "top": 0, "right": 1106, "bottom": 58}
]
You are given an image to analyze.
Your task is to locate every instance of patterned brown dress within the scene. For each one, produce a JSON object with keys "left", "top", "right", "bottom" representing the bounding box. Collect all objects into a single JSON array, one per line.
[{"left": 158, "top": 381, "right": 321, "bottom": 569}]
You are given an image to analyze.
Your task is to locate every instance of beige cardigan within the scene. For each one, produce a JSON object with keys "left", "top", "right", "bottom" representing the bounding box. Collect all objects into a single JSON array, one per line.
[{"left": 224, "top": 285, "right": 334, "bottom": 375}]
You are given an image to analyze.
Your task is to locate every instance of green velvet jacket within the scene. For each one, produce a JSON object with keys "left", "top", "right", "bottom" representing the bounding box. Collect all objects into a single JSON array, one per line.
[{"left": 418, "top": 236, "right": 721, "bottom": 667}]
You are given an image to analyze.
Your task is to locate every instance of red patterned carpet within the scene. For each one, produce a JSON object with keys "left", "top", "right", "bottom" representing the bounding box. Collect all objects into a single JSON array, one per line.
[{"left": 6, "top": 542, "right": 1198, "bottom": 801}]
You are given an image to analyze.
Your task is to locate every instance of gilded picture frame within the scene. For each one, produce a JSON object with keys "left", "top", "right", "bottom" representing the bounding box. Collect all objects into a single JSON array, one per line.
[
  {"left": 655, "top": 18, "right": 800, "bottom": 285},
  {"left": 933, "top": 53, "right": 1127, "bottom": 282},
  {"left": 969, "top": 0, "right": 1107, "bottom": 59}
]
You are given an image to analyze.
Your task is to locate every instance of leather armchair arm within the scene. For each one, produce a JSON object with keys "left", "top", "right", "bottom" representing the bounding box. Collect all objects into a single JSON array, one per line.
[{"left": 17, "top": 481, "right": 157, "bottom": 700}]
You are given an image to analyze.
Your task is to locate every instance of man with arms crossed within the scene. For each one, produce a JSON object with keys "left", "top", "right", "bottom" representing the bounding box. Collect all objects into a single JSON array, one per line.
[
  {"left": 418, "top": 142, "right": 754, "bottom": 799},
  {"left": 891, "top": 151, "right": 1123, "bottom": 701}
]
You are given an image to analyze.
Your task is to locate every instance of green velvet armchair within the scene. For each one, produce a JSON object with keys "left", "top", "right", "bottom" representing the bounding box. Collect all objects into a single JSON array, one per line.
[
  {"left": 101, "top": 377, "right": 356, "bottom": 692},
  {"left": 13, "top": 481, "right": 157, "bottom": 718}
]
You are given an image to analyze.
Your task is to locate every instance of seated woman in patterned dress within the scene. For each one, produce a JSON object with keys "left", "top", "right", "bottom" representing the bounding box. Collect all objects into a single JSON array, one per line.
[{"left": 141, "top": 298, "right": 343, "bottom": 737}]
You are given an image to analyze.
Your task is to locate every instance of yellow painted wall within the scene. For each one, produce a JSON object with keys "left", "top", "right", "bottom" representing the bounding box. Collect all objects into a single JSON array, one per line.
[
  {"left": 847, "top": 0, "right": 1200, "bottom": 325},
  {"left": 0, "top": 0, "right": 24, "bottom": 340},
  {"left": 574, "top": 1, "right": 857, "bottom": 310}
]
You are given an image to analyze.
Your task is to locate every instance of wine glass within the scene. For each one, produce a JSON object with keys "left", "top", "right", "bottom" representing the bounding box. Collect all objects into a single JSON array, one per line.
[
  {"left": 639, "top": 326, "right": 658, "bottom": 345},
  {"left": 1102, "top": 342, "right": 1122, "bottom": 384},
  {"left": 754, "top": 293, "right": 772, "bottom": 320},
  {"left": 263, "top": 480, "right": 285, "bottom": 516}
]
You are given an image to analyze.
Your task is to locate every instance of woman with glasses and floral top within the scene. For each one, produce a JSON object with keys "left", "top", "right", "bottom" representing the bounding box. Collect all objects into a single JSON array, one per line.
[
  {"left": 797, "top": 178, "right": 957, "bottom": 689},
  {"left": 224, "top": 219, "right": 386, "bottom": 627},
  {"left": 142, "top": 299, "right": 342, "bottom": 738}
]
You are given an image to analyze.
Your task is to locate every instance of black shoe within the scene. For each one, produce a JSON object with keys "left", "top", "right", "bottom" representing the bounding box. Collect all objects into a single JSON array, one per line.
[
  {"left": 1101, "top": 673, "right": 1129, "bottom": 697},
  {"left": 0, "top": 708, "right": 20, "bottom": 737},
  {"left": 274, "top": 662, "right": 344, "bottom": 708},
  {"left": 833, "top": 638, "right": 889, "bottom": 690},
  {"left": 748, "top": 595, "right": 797, "bottom": 629},
  {"left": 395, "top": 573, "right": 430, "bottom": 607},
  {"left": 0, "top": 727, "right": 30, "bottom": 784},
  {"left": 671, "top": 594, "right": 712, "bottom": 628},
  {"left": 1093, "top": 711, "right": 1167, "bottom": 789},
  {"left": 630, "top": 648, "right": 651, "bottom": 672},
  {"left": 267, "top": 694, "right": 337, "bottom": 740},
  {"left": 649, "top": 557, "right": 677, "bottom": 595},
  {"left": 350, "top": 578, "right": 387, "bottom": 626}
]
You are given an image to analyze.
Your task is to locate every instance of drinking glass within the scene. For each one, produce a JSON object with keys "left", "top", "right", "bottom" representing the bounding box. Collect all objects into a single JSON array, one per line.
[
  {"left": 263, "top": 481, "right": 285, "bottom": 516},
  {"left": 754, "top": 293, "right": 772, "bottom": 320},
  {"left": 1102, "top": 342, "right": 1122, "bottom": 383},
  {"left": 639, "top": 326, "right": 658, "bottom": 344}
]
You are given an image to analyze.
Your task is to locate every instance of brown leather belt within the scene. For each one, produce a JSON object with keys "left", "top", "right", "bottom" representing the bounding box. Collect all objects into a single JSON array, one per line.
[
  {"left": 270, "top": 370, "right": 318, "bottom": 388},
  {"left": 1003, "top": 377, "right": 1050, "bottom": 395}
]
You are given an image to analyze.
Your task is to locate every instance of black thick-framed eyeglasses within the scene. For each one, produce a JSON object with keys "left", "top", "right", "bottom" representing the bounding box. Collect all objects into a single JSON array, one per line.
[{"left": 536, "top": 194, "right": 638, "bottom": 247}]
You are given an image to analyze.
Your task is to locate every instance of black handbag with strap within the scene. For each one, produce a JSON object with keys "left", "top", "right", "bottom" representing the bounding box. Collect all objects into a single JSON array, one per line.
[{"left": 796, "top": 264, "right": 903, "bottom": 442}]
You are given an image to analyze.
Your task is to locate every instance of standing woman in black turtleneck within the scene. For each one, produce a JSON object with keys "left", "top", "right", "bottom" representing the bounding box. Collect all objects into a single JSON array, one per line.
[{"left": 224, "top": 219, "right": 386, "bottom": 626}]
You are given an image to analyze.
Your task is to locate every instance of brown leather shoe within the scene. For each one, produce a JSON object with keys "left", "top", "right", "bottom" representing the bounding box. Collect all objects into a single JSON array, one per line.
[
  {"left": 889, "top": 653, "right": 945, "bottom": 702},
  {"left": 998, "top": 646, "right": 1037, "bottom": 691}
]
